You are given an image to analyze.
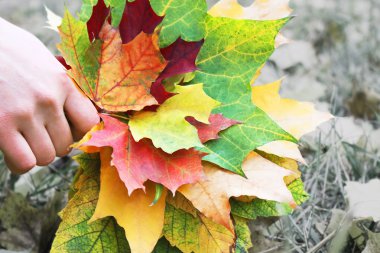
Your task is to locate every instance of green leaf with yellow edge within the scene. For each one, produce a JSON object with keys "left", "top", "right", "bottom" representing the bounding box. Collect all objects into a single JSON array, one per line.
[
  {"left": 163, "top": 203, "right": 235, "bottom": 253},
  {"left": 193, "top": 15, "right": 289, "bottom": 106},
  {"left": 287, "top": 178, "right": 309, "bottom": 206},
  {"left": 58, "top": 10, "right": 99, "bottom": 98},
  {"left": 191, "top": 15, "right": 296, "bottom": 176},
  {"left": 149, "top": 0, "right": 207, "bottom": 47},
  {"left": 129, "top": 84, "right": 220, "bottom": 154},
  {"left": 230, "top": 179, "right": 308, "bottom": 219},
  {"left": 234, "top": 216, "right": 253, "bottom": 253},
  {"left": 51, "top": 153, "right": 130, "bottom": 253}
]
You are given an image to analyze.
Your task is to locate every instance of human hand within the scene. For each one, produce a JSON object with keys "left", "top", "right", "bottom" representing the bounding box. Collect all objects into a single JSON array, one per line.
[{"left": 0, "top": 18, "right": 99, "bottom": 174}]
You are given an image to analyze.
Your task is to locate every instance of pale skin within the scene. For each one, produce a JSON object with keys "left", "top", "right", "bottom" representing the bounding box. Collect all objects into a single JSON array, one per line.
[{"left": 0, "top": 18, "right": 99, "bottom": 174}]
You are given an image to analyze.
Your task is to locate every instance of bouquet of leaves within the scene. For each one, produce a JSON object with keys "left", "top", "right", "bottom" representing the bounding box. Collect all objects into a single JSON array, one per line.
[{"left": 51, "top": 0, "right": 332, "bottom": 252}]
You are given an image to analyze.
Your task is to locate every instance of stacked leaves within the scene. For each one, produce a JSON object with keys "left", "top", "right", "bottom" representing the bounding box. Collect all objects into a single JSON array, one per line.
[{"left": 52, "top": 0, "right": 332, "bottom": 252}]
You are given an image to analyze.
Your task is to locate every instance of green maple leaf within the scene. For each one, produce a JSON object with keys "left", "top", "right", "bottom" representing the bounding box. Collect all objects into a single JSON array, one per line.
[
  {"left": 230, "top": 179, "right": 308, "bottom": 219},
  {"left": 79, "top": 0, "right": 98, "bottom": 21},
  {"left": 234, "top": 216, "right": 253, "bottom": 253},
  {"left": 230, "top": 198, "right": 293, "bottom": 219},
  {"left": 150, "top": 0, "right": 207, "bottom": 47},
  {"left": 153, "top": 238, "right": 182, "bottom": 253},
  {"left": 191, "top": 15, "right": 297, "bottom": 176},
  {"left": 163, "top": 203, "right": 235, "bottom": 253},
  {"left": 51, "top": 153, "right": 130, "bottom": 253}
]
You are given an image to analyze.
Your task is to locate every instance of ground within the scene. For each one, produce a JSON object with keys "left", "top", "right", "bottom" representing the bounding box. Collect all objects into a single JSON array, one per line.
[{"left": 0, "top": 0, "right": 379, "bottom": 252}]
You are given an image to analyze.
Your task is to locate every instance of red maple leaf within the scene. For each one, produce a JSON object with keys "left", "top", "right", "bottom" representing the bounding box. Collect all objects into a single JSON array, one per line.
[
  {"left": 82, "top": 114, "right": 205, "bottom": 194},
  {"left": 56, "top": 56, "right": 71, "bottom": 70},
  {"left": 151, "top": 39, "right": 204, "bottom": 104},
  {"left": 87, "top": 0, "right": 110, "bottom": 41},
  {"left": 158, "top": 39, "right": 203, "bottom": 82},
  {"left": 119, "top": 0, "right": 163, "bottom": 44},
  {"left": 188, "top": 114, "right": 240, "bottom": 143}
]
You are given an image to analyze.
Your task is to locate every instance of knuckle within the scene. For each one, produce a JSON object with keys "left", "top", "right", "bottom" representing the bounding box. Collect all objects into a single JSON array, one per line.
[
  {"left": 36, "top": 92, "right": 59, "bottom": 110},
  {"left": 17, "top": 109, "right": 34, "bottom": 121},
  {"left": 0, "top": 108, "right": 34, "bottom": 123}
]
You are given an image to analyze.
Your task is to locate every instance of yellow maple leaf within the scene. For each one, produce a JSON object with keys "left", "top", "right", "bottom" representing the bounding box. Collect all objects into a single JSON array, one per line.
[
  {"left": 179, "top": 152, "right": 295, "bottom": 230},
  {"left": 209, "top": 0, "right": 292, "bottom": 20},
  {"left": 129, "top": 84, "right": 220, "bottom": 154},
  {"left": 91, "top": 148, "right": 167, "bottom": 253},
  {"left": 209, "top": 0, "right": 292, "bottom": 47},
  {"left": 252, "top": 79, "right": 333, "bottom": 163}
]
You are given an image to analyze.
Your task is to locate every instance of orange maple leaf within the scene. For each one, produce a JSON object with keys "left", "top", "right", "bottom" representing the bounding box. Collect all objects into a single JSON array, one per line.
[{"left": 86, "top": 22, "right": 167, "bottom": 112}]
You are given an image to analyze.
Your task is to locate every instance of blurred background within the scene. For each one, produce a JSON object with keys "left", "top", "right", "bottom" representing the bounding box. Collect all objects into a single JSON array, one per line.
[{"left": 0, "top": 0, "right": 379, "bottom": 252}]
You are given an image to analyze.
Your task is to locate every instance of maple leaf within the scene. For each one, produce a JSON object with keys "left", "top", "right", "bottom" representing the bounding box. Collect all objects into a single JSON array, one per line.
[
  {"left": 119, "top": 0, "right": 163, "bottom": 43},
  {"left": 256, "top": 150, "right": 301, "bottom": 185},
  {"left": 55, "top": 56, "right": 71, "bottom": 70},
  {"left": 54, "top": 2, "right": 331, "bottom": 252},
  {"left": 82, "top": 0, "right": 161, "bottom": 43},
  {"left": 81, "top": 0, "right": 127, "bottom": 30},
  {"left": 151, "top": 39, "right": 204, "bottom": 104},
  {"left": 154, "top": 239, "right": 182, "bottom": 253},
  {"left": 158, "top": 39, "right": 203, "bottom": 82},
  {"left": 91, "top": 149, "right": 167, "bottom": 253},
  {"left": 84, "top": 0, "right": 111, "bottom": 41},
  {"left": 230, "top": 198, "right": 292, "bottom": 220},
  {"left": 209, "top": 0, "right": 292, "bottom": 20},
  {"left": 234, "top": 216, "right": 253, "bottom": 253},
  {"left": 58, "top": 10, "right": 97, "bottom": 103},
  {"left": 253, "top": 80, "right": 333, "bottom": 163},
  {"left": 163, "top": 198, "right": 235, "bottom": 253},
  {"left": 79, "top": 114, "right": 205, "bottom": 194},
  {"left": 209, "top": 0, "right": 293, "bottom": 47},
  {"left": 51, "top": 153, "right": 130, "bottom": 252},
  {"left": 179, "top": 152, "right": 295, "bottom": 230},
  {"left": 94, "top": 23, "right": 167, "bottom": 111},
  {"left": 150, "top": 0, "right": 207, "bottom": 47},
  {"left": 129, "top": 84, "right": 220, "bottom": 154},
  {"left": 59, "top": 13, "right": 167, "bottom": 112},
  {"left": 231, "top": 178, "right": 308, "bottom": 219},
  {"left": 191, "top": 15, "right": 296, "bottom": 176},
  {"left": 187, "top": 114, "right": 240, "bottom": 143}
]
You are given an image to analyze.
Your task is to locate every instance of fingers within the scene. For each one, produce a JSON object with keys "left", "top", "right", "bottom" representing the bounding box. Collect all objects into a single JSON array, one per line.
[
  {"left": 64, "top": 90, "right": 99, "bottom": 141},
  {"left": 0, "top": 132, "right": 36, "bottom": 174},
  {"left": 46, "top": 113, "right": 73, "bottom": 157},
  {"left": 1, "top": 113, "right": 73, "bottom": 173},
  {"left": 21, "top": 123, "right": 56, "bottom": 167}
]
